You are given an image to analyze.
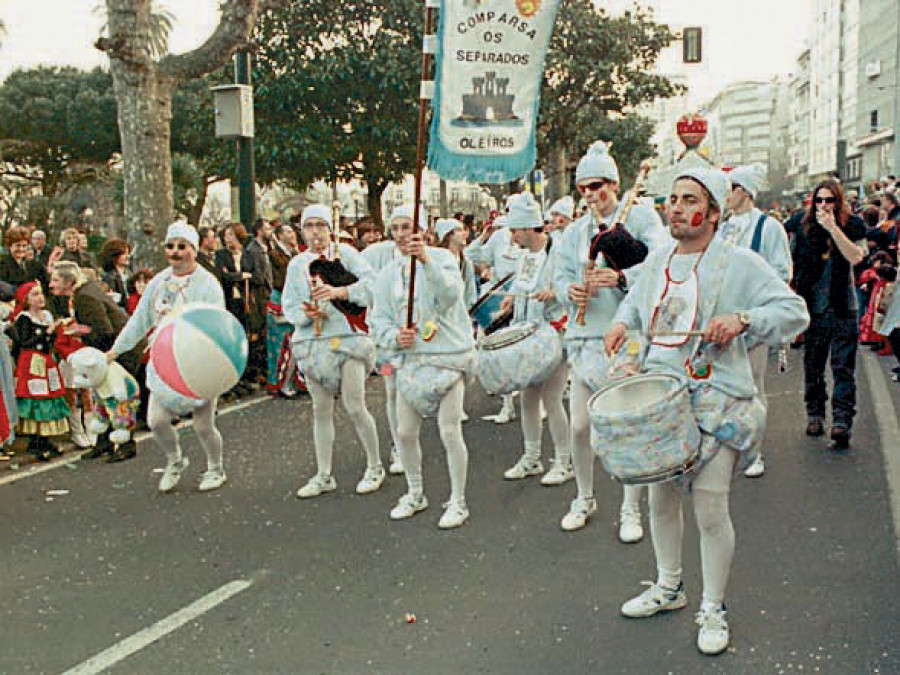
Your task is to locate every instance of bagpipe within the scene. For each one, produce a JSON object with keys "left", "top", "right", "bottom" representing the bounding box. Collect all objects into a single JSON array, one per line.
[
  {"left": 575, "top": 159, "right": 654, "bottom": 325},
  {"left": 308, "top": 202, "right": 366, "bottom": 336}
]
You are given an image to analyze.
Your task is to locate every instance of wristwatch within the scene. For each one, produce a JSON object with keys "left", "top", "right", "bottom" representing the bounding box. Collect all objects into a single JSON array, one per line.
[{"left": 736, "top": 312, "right": 751, "bottom": 333}]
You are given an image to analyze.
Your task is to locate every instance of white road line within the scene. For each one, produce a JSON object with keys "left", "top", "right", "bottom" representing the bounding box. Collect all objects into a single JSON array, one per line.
[
  {"left": 0, "top": 395, "right": 272, "bottom": 487},
  {"left": 62, "top": 579, "right": 252, "bottom": 675},
  {"left": 862, "top": 351, "right": 900, "bottom": 559}
]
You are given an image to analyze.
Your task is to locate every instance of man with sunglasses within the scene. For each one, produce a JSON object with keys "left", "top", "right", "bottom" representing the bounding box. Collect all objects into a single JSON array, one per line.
[
  {"left": 553, "top": 140, "right": 669, "bottom": 541},
  {"left": 107, "top": 221, "right": 229, "bottom": 493},
  {"left": 719, "top": 164, "right": 792, "bottom": 478},
  {"left": 604, "top": 167, "right": 808, "bottom": 655}
]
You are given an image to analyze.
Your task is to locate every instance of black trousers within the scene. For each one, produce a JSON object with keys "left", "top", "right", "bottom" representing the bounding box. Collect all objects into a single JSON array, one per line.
[{"left": 803, "top": 311, "right": 858, "bottom": 428}]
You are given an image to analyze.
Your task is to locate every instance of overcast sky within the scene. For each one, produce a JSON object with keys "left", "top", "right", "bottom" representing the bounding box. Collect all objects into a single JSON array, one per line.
[{"left": 0, "top": 0, "right": 812, "bottom": 105}]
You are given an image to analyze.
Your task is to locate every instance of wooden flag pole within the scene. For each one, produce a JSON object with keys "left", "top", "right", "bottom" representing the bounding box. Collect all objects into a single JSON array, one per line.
[{"left": 406, "top": 0, "right": 439, "bottom": 329}]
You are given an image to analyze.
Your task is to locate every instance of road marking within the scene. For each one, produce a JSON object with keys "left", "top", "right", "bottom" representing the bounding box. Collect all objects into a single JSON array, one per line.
[
  {"left": 862, "top": 351, "right": 900, "bottom": 559},
  {"left": 0, "top": 395, "right": 272, "bottom": 487},
  {"left": 62, "top": 579, "right": 252, "bottom": 675}
]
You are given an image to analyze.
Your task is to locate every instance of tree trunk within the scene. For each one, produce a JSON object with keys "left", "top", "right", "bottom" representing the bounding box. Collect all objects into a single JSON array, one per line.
[
  {"left": 548, "top": 143, "right": 568, "bottom": 204},
  {"left": 101, "top": 0, "right": 259, "bottom": 269},
  {"left": 110, "top": 62, "right": 174, "bottom": 269},
  {"left": 186, "top": 179, "right": 213, "bottom": 226},
  {"left": 366, "top": 181, "right": 384, "bottom": 230}
]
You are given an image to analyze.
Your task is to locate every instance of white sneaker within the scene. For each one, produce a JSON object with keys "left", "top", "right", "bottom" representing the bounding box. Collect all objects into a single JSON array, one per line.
[
  {"left": 540, "top": 460, "right": 574, "bottom": 486},
  {"left": 618, "top": 508, "right": 644, "bottom": 543},
  {"left": 438, "top": 499, "right": 469, "bottom": 529},
  {"left": 560, "top": 496, "right": 597, "bottom": 531},
  {"left": 503, "top": 456, "right": 544, "bottom": 480},
  {"left": 198, "top": 469, "right": 227, "bottom": 492},
  {"left": 158, "top": 457, "right": 190, "bottom": 493},
  {"left": 389, "top": 445, "right": 404, "bottom": 475},
  {"left": 744, "top": 455, "right": 765, "bottom": 478},
  {"left": 494, "top": 396, "right": 517, "bottom": 424},
  {"left": 390, "top": 492, "right": 428, "bottom": 520},
  {"left": 621, "top": 581, "right": 687, "bottom": 618},
  {"left": 356, "top": 465, "right": 386, "bottom": 494},
  {"left": 695, "top": 604, "right": 730, "bottom": 655},
  {"left": 296, "top": 474, "right": 336, "bottom": 499}
]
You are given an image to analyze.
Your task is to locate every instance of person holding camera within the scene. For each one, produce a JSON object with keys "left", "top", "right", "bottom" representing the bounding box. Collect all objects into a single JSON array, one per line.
[{"left": 791, "top": 179, "right": 867, "bottom": 450}]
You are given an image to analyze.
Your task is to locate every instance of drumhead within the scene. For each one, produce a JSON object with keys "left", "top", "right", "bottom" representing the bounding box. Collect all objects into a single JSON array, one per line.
[
  {"left": 589, "top": 373, "right": 681, "bottom": 415},
  {"left": 480, "top": 321, "right": 538, "bottom": 350}
]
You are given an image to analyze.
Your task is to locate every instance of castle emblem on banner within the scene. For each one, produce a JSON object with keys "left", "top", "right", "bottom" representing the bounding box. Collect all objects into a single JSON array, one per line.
[
  {"left": 516, "top": 0, "right": 540, "bottom": 18},
  {"left": 452, "top": 71, "right": 523, "bottom": 127}
]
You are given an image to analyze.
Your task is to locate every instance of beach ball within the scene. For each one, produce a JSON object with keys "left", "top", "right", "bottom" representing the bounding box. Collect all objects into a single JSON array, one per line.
[{"left": 150, "top": 303, "right": 248, "bottom": 400}]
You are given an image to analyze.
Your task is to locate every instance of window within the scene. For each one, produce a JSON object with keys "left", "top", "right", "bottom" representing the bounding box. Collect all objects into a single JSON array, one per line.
[{"left": 870, "top": 110, "right": 879, "bottom": 132}]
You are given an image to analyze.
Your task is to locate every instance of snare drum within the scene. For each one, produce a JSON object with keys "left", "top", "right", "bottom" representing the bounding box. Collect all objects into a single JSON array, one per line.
[
  {"left": 470, "top": 278, "right": 512, "bottom": 331},
  {"left": 476, "top": 321, "right": 563, "bottom": 395},
  {"left": 587, "top": 373, "right": 700, "bottom": 485}
]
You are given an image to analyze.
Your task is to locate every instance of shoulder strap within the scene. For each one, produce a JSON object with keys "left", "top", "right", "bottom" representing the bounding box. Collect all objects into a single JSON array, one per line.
[{"left": 750, "top": 212, "right": 766, "bottom": 253}]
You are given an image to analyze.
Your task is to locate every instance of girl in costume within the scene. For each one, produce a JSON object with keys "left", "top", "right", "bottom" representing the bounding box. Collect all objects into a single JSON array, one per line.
[{"left": 8, "top": 282, "right": 70, "bottom": 461}]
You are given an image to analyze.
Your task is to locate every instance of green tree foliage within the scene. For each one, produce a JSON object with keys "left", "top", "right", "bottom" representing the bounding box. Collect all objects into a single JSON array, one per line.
[
  {"left": 251, "top": 0, "right": 422, "bottom": 224},
  {"left": 0, "top": 67, "right": 120, "bottom": 197},
  {"left": 0, "top": 65, "right": 230, "bottom": 228},
  {"left": 538, "top": 0, "right": 681, "bottom": 196}
]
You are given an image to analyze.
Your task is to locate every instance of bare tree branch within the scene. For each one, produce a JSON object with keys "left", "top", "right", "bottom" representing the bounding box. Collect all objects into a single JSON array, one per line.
[{"left": 159, "top": 0, "right": 260, "bottom": 83}]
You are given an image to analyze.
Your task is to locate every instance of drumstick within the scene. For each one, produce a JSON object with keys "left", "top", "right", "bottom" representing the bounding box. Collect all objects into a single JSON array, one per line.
[
  {"left": 647, "top": 329, "right": 707, "bottom": 338},
  {"left": 495, "top": 292, "right": 538, "bottom": 299}
]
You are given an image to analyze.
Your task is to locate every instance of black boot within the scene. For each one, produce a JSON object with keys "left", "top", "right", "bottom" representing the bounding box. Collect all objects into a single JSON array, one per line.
[
  {"left": 82, "top": 432, "right": 114, "bottom": 460},
  {"left": 30, "top": 436, "right": 54, "bottom": 462},
  {"left": 106, "top": 440, "right": 137, "bottom": 463}
]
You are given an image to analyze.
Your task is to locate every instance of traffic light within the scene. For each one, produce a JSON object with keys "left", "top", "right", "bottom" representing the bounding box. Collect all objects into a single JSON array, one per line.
[{"left": 683, "top": 27, "right": 702, "bottom": 64}]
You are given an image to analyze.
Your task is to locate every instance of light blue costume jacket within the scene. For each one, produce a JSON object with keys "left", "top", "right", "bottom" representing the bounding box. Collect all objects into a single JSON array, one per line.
[
  {"left": 112, "top": 265, "right": 225, "bottom": 356},
  {"left": 554, "top": 203, "right": 669, "bottom": 341},
  {"left": 282, "top": 243, "right": 374, "bottom": 343},
  {"left": 509, "top": 242, "right": 564, "bottom": 325},
  {"left": 718, "top": 208, "right": 792, "bottom": 283},
  {"left": 466, "top": 227, "right": 521, "bottom": 282},
  {"left": 361, "top": 240, "right": 401, "bottom": 273},
  {"left": 613, "top": 237, "right": 810, "bottom": 399},
  {"left": 370, "top": 247, "right": 474, "bottom": 357}
]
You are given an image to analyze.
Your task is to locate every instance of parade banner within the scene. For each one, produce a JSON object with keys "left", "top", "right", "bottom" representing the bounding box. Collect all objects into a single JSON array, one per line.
[{"left": 427, "top": 0, "right": 561, "bottom": 184}]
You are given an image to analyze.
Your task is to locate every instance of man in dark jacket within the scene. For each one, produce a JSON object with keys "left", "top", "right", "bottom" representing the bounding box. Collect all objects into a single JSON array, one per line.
[
  {"left": 791, "top": 180, "right": 867, "bottom": 449},
  {"left": 241, "top": 218, "right": 274, "bottom": 386},
  {"left": 197, "top": 227, "right": 221, "bottom": 282}
]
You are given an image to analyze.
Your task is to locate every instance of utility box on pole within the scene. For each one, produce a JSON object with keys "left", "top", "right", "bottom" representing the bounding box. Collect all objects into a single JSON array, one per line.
[{"left": 212, "top": 84, "right": 255, "bottom": 139}]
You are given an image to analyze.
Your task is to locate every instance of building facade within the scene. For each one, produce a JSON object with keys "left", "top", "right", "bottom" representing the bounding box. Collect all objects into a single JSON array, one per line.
[{"left": 854, "top": 0, "right": 899, "bottom": 185}]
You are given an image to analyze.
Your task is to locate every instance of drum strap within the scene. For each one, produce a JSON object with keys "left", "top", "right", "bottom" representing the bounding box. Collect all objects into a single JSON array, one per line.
[
  {"left": 685, "top": 240, "right": 736, "bottom": 375},
  {"left": 750, "top": 213, "right": 767, "bottom": 253}
]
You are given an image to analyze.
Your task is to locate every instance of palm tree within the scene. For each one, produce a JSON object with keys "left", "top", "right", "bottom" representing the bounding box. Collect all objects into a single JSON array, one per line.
[{"left": 94, "top": 3, "right": 175, "bottom": 60}]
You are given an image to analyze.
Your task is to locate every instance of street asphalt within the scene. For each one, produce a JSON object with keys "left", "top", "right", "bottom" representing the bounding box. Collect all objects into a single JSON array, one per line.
[{"left": 1, "top": 351, "right": 898, "bottom": 674}]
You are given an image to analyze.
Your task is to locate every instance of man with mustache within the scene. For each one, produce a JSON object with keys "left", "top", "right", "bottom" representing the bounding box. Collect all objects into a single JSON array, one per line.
[{"left": 106, "top": 222, "right": 228, "bottom": 493}]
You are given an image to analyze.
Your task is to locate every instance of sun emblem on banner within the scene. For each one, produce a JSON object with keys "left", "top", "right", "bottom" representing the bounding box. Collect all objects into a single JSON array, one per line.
[{"left": 516, "top": 0, "right": 540, "bottom": 18}]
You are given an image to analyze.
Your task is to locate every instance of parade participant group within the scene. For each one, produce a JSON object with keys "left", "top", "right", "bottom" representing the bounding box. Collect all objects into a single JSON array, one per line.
[{"left": 10, "top": 139, "right": 852, "bottom": 657}]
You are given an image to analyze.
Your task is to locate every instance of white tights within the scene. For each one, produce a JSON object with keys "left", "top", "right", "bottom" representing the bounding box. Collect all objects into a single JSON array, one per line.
[
  {"left": 569, "top": 376, "right": 643, "bottom": 512},
  {"left": 649, "top": 446, "right": 736, "bottom": 606},
  {"left": 148, "top": 393, "right": 222, "bottom": 472},
  {"left": 395, "top": 377, "right": 467, "bottom": 502},
  {"left": 306, "top": 359, "right": 380, "bottom": 476},
  {"left": 521, "top": 361, "right": 570, "bottom": 463},
  {"left": 383, "top": 372, "right": 399, "bottom": 449}
]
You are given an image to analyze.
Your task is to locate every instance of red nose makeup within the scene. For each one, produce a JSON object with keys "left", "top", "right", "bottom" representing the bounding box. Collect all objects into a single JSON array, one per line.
[
  {"left": 598, "top": 190, "right": 608, "bottom": 203},
  {"left": 690, "top": 212, "right": 704, "bottom": 227}
]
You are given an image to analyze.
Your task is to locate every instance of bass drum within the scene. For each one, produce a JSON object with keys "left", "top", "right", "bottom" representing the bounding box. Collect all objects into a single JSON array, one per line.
[{"left": 476, "top": 321, "right": 562, "bottom": 395}]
